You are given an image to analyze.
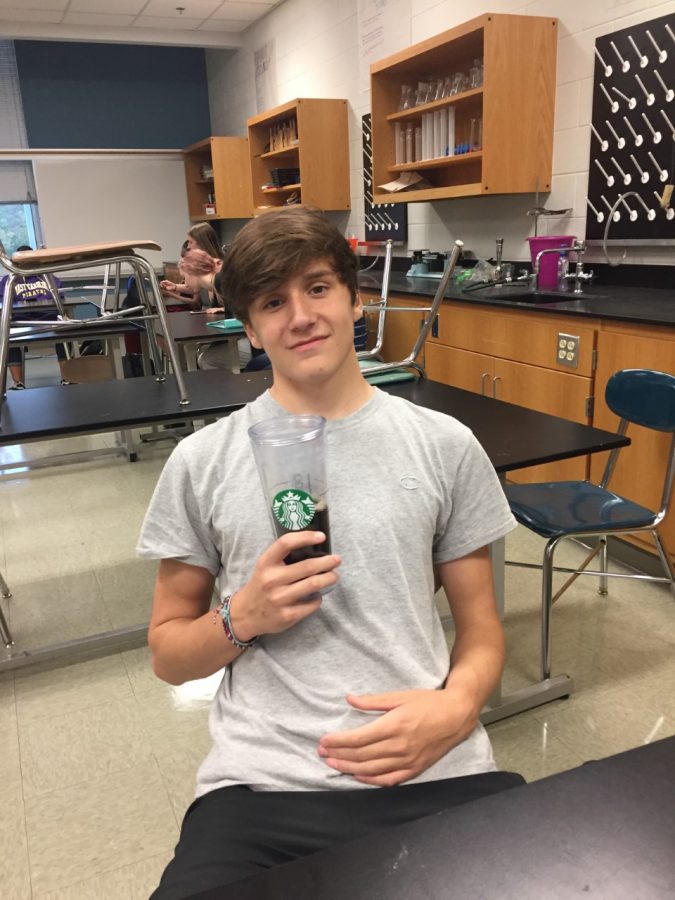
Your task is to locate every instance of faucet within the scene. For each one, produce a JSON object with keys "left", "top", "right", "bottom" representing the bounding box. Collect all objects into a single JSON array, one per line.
[
  {"left": 531, "top": 240, "right": 593, "bottom": 293},
  {"left": 493, "top": 238, "right": 504, "bottom": 281}
]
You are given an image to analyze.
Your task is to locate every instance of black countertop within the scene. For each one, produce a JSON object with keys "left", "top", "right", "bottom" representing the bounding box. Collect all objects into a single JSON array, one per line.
[{"left": 358, "top": 271, "right": 675, "bottom": 327}]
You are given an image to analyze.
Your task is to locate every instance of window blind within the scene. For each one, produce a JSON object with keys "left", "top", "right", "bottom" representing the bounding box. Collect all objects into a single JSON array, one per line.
[{"left": 0, "top": 40, "right": 35, "bottom": 202}]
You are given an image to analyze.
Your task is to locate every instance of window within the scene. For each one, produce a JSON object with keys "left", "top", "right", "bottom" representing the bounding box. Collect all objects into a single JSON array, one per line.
[{"left": 0, "top": 200, "right": 41, "bottom": 254}]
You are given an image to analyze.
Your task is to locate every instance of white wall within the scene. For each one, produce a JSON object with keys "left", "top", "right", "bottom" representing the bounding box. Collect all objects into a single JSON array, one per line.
[
  {"left": 206, "top": 0, "right": 675, "bottom": 266},
  {"left": 32, "top": 155, "right": 190, "bottom": 271}
]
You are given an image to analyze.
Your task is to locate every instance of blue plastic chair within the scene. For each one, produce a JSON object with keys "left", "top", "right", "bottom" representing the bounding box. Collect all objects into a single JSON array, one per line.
[{"left": 505, "top": 368, "right": 675, "bottom": 680}]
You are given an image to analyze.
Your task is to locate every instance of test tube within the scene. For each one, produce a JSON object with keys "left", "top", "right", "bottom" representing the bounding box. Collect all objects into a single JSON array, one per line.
[
  {"left": 394, "top": 122, "right": 403, "bottom": 165},
  {"left": 447, "top": 107, "right": 455, "bottom": 157}
]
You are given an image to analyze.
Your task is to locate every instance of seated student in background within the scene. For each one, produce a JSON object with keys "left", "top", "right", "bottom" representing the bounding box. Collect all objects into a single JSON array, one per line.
[
  {"left": 0, "top": 245, "right": 70, "bottom": 389},
  {"left": 138, "top": 206, "right": 524, "bottom": 899},
  {"left": 160, "top": 223, "right": 225, "bottom": 310}
]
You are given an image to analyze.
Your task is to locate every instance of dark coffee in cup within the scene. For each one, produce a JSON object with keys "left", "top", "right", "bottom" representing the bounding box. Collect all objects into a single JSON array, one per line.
[{"left": 272, "top": 495, "right": 331, "bottom": 564}]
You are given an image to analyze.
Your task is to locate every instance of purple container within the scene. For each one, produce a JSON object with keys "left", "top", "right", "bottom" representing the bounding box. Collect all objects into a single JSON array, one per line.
[{"left": 527, "top": 235, "right": 575, "bottom": 289}]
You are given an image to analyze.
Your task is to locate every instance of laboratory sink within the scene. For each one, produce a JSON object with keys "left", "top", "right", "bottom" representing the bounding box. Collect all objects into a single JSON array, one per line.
[{"left": 464, "top": 286, "right": 605, "bottom": 305}]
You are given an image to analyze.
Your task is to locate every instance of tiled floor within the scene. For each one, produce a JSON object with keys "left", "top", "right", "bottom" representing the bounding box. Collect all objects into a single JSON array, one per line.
[{"left": 1, "top": 355, "right": 674, "bottom": 898}]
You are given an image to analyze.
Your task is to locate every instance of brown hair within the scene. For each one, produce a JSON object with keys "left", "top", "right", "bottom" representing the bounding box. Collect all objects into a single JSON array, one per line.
[
  {"left": 218, "top": 207, "right": 358, "bottom": 323},
  {"left": 188, "top": 222, "right": 224, "bottom": 260}
]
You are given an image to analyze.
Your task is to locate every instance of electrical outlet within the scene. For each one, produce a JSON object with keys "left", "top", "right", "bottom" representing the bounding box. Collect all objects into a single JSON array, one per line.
[{"left": 556, "top": 332, "right": 580, "bottom": 368}]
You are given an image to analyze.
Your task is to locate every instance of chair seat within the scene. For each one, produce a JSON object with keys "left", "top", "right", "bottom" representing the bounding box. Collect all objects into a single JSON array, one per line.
[
  {"left": 505, "top": 480, "right": 657, "bottom": 538},
  {"left": 12, "top": 241, "right": 161, "bottom": 268},
  {"left": 359, "top": 357, "right": 416, "bottom": 384}
]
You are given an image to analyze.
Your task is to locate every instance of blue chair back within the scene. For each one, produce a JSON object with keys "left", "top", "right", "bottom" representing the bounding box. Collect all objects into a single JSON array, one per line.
[{"left": 605, "top": 368, "right": 675, "bottom": 433}]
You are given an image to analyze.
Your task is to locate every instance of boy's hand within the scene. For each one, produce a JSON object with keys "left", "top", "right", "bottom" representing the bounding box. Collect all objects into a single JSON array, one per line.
[
  {"left": 318, "top": 687, "right": 478, "bottom": 787},
  {"left": 229, "top": 531, "right": 341, "bottom": 641}
]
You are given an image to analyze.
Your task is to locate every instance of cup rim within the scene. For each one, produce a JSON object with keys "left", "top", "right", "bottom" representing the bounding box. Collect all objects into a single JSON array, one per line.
[{"left": 249, "top": 414, "right": 326, "bottom": 447}]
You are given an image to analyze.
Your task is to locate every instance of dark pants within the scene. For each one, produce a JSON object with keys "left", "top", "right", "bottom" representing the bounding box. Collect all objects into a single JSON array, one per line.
[
  {"left": 9, "top": 310, "right": 66, "bottom": 364},
  {"left": 152, "top": 771, "right": 525, "bottom": 899}
]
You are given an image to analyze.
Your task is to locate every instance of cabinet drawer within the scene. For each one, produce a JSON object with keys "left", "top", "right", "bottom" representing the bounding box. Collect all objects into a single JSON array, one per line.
[{"left": 431, "top": 302, "right": 597, "bottom": 376}]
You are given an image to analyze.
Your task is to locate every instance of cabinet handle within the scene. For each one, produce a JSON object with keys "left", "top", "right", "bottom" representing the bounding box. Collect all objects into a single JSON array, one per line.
[
  {"left": 492, "top": 375, "right": 501, "bottom": 398},
  {"left": 480, "top": 372, "right": 490, "bottom": 395}
]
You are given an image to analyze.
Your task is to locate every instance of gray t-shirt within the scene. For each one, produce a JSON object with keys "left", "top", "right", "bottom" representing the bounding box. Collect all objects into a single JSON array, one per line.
[{"left": 138, "top": 388, "right": 516, "bottom": 794}]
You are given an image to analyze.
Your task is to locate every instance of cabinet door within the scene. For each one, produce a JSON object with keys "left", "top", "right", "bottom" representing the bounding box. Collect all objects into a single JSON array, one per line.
[
  {"left": 494, "top": 357, "right": 592, "bottom": 483},
  {"left": 378, "top": 298, "right": 428, "bottom": 363},
  {"left": 591, "top": 330, "right": 675, "bottom": 559},
  {"left": 425, "top": 343, "right": 493, "bottom": 395}
]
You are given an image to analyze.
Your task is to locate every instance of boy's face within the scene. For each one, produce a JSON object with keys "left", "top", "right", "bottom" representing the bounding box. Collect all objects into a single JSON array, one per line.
[{"left": 244, "top": 258, "right": 362, "bottom": 388}]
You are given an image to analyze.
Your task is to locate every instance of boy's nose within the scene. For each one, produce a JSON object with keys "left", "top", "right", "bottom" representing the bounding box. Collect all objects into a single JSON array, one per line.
[{"left": 287, "top": 293, "right": 315, "bottom": 327}]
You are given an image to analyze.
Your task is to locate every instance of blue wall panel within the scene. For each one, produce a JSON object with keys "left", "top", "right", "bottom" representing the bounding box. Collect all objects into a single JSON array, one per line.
[{"left": 14, "top": 40, "right": 211, "bottom": 149}]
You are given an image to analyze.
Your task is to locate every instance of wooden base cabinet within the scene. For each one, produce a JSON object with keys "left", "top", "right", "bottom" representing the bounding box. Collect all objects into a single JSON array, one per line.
[{"left": 591, "top": 326, "right": 675, "bottom": 561}]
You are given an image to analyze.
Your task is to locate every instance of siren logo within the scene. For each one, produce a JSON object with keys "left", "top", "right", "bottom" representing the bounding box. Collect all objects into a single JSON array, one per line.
[{"left": 272, "top": 489, "right": 316, "bottom": 531}]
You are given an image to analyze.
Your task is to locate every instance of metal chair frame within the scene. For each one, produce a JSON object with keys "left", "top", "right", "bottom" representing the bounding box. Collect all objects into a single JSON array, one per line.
[
  {"left": 360, "top": 240, "right": 463, "bottom": 382},
  {"left": 0, "top": 241, "right": 190, "bottom": 422},
  {"left": 0, "top": 568, "right": 12, "bottom": 647},
  {"left": 506, "top": 369, "right": 675, "bottom": 681}
]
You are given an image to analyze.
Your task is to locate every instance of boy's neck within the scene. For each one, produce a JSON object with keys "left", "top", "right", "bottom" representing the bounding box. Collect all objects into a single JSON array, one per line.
[{"left": 269, "top": 357, "right": 374, "bottom": 420}]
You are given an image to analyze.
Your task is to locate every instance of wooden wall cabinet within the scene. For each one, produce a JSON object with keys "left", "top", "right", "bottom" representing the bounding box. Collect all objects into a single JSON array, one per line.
[
  {"left": 183, "top": 136, "right": 253, "bottom": 221},
  {"left": 591, "top": 324, "right": 675, "bottom": 560},
  {"left": 370, "top": 13, "right": 557, "bottom": 204},
  {"left": 247, "top": 98, "right": 351, "bottom": 213}
]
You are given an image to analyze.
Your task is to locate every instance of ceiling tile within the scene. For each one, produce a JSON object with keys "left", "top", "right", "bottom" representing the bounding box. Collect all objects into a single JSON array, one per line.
[
  {"left": 141, "top": 0, "right": 222, "bottom": 16},
  {"left": 69, "top": 0, "right": 146, "bottom": 13},
  {"left": 63, "top": 12, "right": 137, "bottom": 27},
  {"left": 208, "top": 2, "right": 265, "bottom": 22},
  {"left": 197, "top": 17, "right": 249, "bottom": 32},
  {"left": 0, "top": 0, "right": 65, "bottom": 9},
  {"left": 132, "top": 15, "right": 205, "bottom": 30},
  {"left": 0, "top": 8, "right": 63, "bottom": 22}
]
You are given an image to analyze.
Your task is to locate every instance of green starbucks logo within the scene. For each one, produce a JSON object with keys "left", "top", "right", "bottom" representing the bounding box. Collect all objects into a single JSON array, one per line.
[{"left": 272, "top": 489, "right": 316, "bottom": 531}]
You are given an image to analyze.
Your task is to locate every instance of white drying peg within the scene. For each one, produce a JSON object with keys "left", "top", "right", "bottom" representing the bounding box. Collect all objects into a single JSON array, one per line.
[
  {"left": 601, "top": 194, "right": 621, "bottom": 221},
  {"left": 605, "top": 119, "right": 625, "bottom": 149},
  {"left": 635, "top": 73, "right": 655, "bottom": 106},
  {"left": 628, "top": 35, "right": 648, "bottom": 68},
  {"left": 591, "top": 123, "right": 609, "bottom": 151},
  {"left": 634, "top": 193, "right": 656, "bottom": 220},
  {"left": 653, "top": 189, "right": 675, "bottom": 218},
  {"left": 660, "top": 108, "right": 675, "bottom": 140},
  {"left": 623, "top": 116, "right": 643, "bottom": 147},
  {"left": 594, "top": 45, "right": 612, "bottom": 77},
  {"left": 595, "top": 158, "right": 614, "bottom": 186},
  {"left": 611, "top": 40, "right": 630, "bottom": 72},
  {"left": 611, "top": 156, "right": 631, "bottom": 185},
  {"left": 648, "top": 150, "right": 668, "bottom": 181},
  {"left": 667, "top": 23, "right": 675, "bottom": 47},
  {"left": 653, "top": 69, "right": 674, "bottom": 103},
  {"left": 646, "top": 29, "right": 667, "bottom": 63},
  {"left": 600, "top": 83, "right": 619, "bottom": 113},
  {"left": 630, "top": 153, "right": 649, "bottom": 183},
  {"left": 612, "top": 86, "right": 636, "bottom": 109},
  {"left": 642, "top": 111, "right": 662, "bottom": 143},
  {"left": 620, "top": 196, "right": 638, "bottom": 221},
  {"left": 586, "top": 197, "right": 605, "bottom": 223}
]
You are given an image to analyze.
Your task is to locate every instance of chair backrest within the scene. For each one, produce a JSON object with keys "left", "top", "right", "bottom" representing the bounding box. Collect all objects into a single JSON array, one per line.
[{"left": 606, "top": 368, "right": 675, "bottom": 433}]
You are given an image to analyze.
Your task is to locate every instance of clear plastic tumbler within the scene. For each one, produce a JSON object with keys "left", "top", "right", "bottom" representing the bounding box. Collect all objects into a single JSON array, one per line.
[{"left": 249, "top": 415, "right": 332, "bottom": 567}]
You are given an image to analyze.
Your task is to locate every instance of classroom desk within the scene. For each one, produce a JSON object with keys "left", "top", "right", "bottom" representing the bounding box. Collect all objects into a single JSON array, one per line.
[
  {"left": 194, "top": 736, "right": 675, "bottom": 900},
  {"left": 0, "top": 373, "right": 628, "bottom": 697},
  {"left": 153, "top": 310, "right": 245, "bottom": 373}
]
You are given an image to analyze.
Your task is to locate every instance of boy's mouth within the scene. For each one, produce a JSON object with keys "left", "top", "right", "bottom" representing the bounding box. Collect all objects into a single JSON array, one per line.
[{"left": 290, "top": 335, "right": 328, "bottom": 351}]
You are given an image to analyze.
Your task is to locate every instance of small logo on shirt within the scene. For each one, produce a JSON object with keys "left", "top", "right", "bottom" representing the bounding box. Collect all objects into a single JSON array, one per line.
[
  {"left": 399, "top": 475, "right": 420, "bottom": 491},
  {"left": 272, "top": 489, "right": 316, "bottom": 530}
]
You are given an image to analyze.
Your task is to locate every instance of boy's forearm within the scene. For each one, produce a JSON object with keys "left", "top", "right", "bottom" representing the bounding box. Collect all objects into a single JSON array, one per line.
[
  {"left": 150, "top": 612, "right": 244, "bottom": 685},
  {"left": 444, "top": 618, "right": 505, "bottom": 715}
]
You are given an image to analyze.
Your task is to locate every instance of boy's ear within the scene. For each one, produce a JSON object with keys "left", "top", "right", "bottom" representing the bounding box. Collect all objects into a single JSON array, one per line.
[
  {"left": 244, "top": 321, "right": 263, "bottom": 350},
  {"left": 352, "top": 289, "right": 364, "bottom": 321}
]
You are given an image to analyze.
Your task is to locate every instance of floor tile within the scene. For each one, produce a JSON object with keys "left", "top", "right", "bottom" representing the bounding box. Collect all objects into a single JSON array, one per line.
[
  {"left": 25, "top": 760, "right": 178, "bottom": 897},
  {"left": 19, "top": 697, "right": 154, "bottom": 798},
  {"left": 1, "top": 777, "right": 32, "bottom": 900},
  {"left": 121, "top": 644, "right": 165, "bottom": 697},
  {"left": 34, "top": 852, "right": 173, "bottom": 900},
  {"left": 96, "top": 560, "right": 156, "bottom": 630},
  {"left": 0, "top": 672, "right": 21, "bottom": 780},
  {"left": 14, "top": 653, "right": 135, "bottom": 724},
  {"left": 9, "top": 596, "right": 114, "bottom": 652},
  {"left": 487, "top": 710, "right": 587, "bottom": 782}
]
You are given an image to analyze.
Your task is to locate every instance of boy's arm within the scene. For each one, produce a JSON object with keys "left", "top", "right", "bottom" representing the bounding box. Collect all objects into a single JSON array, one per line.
[
  {"left": 318, "top": 546, "right": 504, "bottom": 786},
  {"left": 149, "top": 531, "right": 342, "bottom": 685}
]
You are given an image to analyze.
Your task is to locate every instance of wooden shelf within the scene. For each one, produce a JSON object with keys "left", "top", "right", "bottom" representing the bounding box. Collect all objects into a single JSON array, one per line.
[
  {"left": 386, "top": 88, "right": 483, "bottom": 122},
  {"left": 388, "top": 151, "right": 482, "bottom": 172},
  {"left": 370, "top": 13, "right": 557, "bottom": 203},
  {"left": 247, "top": 98, "right": 350, "bottom": 211},
  {"left": 260, "top": 144, "right": 299, "bottom": 159},
  {"left": 182, "top": 136, "right": 253, "bottom": 220}
]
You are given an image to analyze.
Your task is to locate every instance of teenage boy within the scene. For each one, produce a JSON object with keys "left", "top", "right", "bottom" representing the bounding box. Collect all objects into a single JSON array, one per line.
[{"left": 138, "top": 207, "right": 523, "bottom": 899}]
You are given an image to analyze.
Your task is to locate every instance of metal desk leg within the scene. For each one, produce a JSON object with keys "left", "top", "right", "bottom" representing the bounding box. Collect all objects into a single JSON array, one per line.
[{"left": 0, "top": 572, "right": 13, "bottom": 647}]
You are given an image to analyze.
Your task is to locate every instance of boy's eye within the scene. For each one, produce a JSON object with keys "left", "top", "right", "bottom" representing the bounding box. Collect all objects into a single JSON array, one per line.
[
  {"left": 263, "top": 297, "right": 283, "bottom": 310},
  {"left": 310, "top": 284, "right": 328, "bottom": 295}
]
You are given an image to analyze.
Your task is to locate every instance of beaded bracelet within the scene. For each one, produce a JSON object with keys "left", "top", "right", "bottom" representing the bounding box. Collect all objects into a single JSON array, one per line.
[{"left": 212, "top": 594, "right": 259, "bottom": 650}]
